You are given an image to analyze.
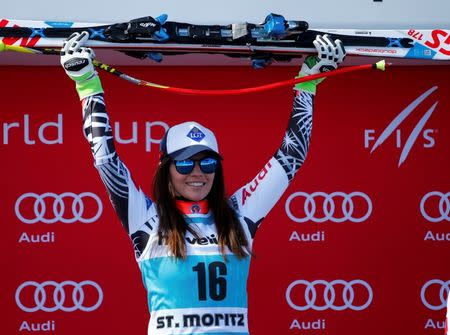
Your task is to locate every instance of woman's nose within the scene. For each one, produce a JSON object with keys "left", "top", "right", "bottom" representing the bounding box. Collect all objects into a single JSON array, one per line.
[{"left": 190, "top": 161, "right": 203, "bottom": 175}]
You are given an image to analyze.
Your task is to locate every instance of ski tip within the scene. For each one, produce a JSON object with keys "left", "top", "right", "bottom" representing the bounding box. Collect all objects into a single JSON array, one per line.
[
  {"left": 0, "top": 40, "right": 6, "bottom": 52},
  {"left": 373, "top": 59, "right": 386, "bottom": 71}
]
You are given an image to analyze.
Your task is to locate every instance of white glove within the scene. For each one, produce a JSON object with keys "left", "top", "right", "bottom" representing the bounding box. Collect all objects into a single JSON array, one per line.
[
  {"left": 295, "top": 34, "right": 346, "bottom": 94},
  {"left": 60, "top": 32, "right": 96, "bottom": 81},
  {"left": 60, "top": 32, "right": 103, "bottom": 99},
  {"left": 302, "top": 34, "right": 346, "bottom": 75}
]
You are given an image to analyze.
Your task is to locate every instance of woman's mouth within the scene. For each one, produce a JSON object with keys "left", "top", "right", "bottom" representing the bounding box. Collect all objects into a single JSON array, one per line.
[{"left": 186, "top": 182, "right": 205, "bottom": 187}]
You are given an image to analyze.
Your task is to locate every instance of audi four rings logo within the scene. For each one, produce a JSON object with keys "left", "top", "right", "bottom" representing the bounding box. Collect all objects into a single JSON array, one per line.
[
  {"left": 15, "top": 280, "right": 103, "bottom": 312},
  {"left": 285, "top": 192, "right": 372, "bottom": 223},
  {"left": 421, "top": 279, "right": 450, "bottom": 310},
  {"left": 15, "top": 192, "right": 103, "bottom": 224},
  {"left": 286, "top": 279, "right": 373, "bottom": 311},
  {"left": 420, "top": 191, "right": 450, "bottom": 222}
]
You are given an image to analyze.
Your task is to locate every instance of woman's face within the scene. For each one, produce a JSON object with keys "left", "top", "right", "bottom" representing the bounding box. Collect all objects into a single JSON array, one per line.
[{"left": 169, "top": 153, "right": 216, "bottom": 201}]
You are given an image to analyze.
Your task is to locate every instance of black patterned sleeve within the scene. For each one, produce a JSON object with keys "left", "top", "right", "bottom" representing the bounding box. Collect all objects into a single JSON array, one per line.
[
  {"left": 81, "top": 94, "right": 155, "bottom": 257},
  {"left": 229, "top": 90, "right": 313, "bottom": 239},
  {"left": 274, "top": 90, "right": 313, "bottom": 181}
]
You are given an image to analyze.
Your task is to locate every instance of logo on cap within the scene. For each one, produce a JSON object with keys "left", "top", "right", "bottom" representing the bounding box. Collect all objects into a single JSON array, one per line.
[{"left": 187, "top": 127, "right": 205, "bottom": 143}]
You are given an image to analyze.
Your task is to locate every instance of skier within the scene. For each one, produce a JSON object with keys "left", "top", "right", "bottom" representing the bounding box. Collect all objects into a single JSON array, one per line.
[{"left": 60, "top": 31, "right": 345, "bottom": 334}]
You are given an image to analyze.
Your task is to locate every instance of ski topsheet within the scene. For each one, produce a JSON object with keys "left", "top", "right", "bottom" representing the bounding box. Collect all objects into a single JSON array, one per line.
[{"left": 1, "top": 14, "right": 449, "bottom": 65}]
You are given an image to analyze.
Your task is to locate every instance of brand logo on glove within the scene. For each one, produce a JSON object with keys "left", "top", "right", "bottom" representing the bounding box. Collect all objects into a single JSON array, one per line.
[
  {"left": 64, "top": 58, "right": 89, "bottom": 71},
  {"left": 319, "top": 65, "right": 335, "bottom": 73}
]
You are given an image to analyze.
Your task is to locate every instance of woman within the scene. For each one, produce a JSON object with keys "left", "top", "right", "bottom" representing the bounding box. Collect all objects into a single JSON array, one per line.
[{"left": 61, "top": 32, "right": 345, "bottom": 335}]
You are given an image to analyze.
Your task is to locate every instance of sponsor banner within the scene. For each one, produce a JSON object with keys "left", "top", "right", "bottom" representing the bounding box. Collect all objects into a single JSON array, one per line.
[
  {"left": 286, "top": 279, "right": 373, "bottom": 311},
  {"left": 421, "top": 280, "right": 450, "bottom": 311},
  {"left": 285, "top": 191, "right": 373, "bottom": 223},
  {"left": 363, "top": 86, "right": 439, "bottom": 167},
  {"left": 15, "top": 192, "right": 103, "bottom": 224},
  {"left": 15, "top": 192, "right": 103, "bottom": 246},
  {"left": 421, "top": 191, "right": 450, "bottom": 223},
  {"left": 422, "top": 279, "right": 449, "bottom": 331},
  {"left": 149, "top": 307, "right": 248, "bottom": 334},
  {"left": 15, "top": 280, "right": 103, "bottom": 312},
  {"left": 1, "top": 65, "right": 449, "bottom": 335}
]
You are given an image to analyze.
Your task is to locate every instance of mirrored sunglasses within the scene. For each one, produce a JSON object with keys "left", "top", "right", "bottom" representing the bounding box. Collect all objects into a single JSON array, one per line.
[{"left": 174, "top": 157, "right": 218, "bottom": 175}]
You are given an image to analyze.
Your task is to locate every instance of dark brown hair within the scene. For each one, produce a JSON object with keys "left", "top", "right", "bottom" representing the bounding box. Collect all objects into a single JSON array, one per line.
[{"left": 152, "top": 157, "right": 250, "bottom": 259}]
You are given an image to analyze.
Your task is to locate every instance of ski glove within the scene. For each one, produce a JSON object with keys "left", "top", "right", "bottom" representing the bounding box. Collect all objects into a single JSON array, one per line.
[
  {"left": 295, "top": 34, "right": 346, "bottom": 94},
  {"left": 60, "top": 31, "right": 103, "bottom": 100}
]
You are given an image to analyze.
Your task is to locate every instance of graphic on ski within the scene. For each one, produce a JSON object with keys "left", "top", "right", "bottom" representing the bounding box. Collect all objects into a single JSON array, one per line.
[{"left": 1, "top": 14, "right": 449, "bottom": 64}]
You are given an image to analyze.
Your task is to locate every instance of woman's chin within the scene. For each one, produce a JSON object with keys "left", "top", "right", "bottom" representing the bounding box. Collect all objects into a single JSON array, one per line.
[
  {"left": 184, "top": 194, "right": 206, "bottom": 202},
  {"left": 179, "top": 186, "right": 210, "bottom": 202},
  {"left": 181, "top": 189, "right": 208, "bottom": 202}
]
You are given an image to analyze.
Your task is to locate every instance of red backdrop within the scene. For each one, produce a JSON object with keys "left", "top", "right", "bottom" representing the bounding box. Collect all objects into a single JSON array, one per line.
[{"left": 2, "top": 65, "right": 449, "bottom": 334}]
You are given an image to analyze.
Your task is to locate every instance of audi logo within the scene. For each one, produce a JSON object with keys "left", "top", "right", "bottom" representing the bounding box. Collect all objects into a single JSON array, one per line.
[
  {"left": 420, "top": 191, "right": 450, "bottom": 223},
  {"left": 285, "top": 192, "right": 372, "bottom": 223},
  {"left": 15, "top": 192, "right": 103, "bottom": 224},
  {"left": 15, "top": 280, "right": 103, "bottom": 312},
  {"left": 286, "top": 279, "right": 373, "bottom": 311},
  {"left": 421, "top": 279, "right": 449, "bottom": 310}
]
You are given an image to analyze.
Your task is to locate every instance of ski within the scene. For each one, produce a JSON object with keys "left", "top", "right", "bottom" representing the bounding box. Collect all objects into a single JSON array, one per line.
[{"left": 1, "top": 14, "right": 449, "bottom": 67}]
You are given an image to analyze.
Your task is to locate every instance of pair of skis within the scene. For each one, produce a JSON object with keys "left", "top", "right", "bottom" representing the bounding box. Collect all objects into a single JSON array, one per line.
[
  {"left": 1, "top": 13, "right": 449, "bottom": 66},
  {"left": 0, "top": 14, "right": 447, "bottom": 95}
]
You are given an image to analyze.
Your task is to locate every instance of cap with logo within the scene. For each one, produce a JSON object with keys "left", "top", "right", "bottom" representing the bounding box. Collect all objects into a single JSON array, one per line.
[{"left": 160, "top": 121, "right": 222, "bottom": 161}]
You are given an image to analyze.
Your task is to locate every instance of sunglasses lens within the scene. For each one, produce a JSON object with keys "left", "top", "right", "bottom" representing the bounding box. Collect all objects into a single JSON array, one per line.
[
  {"left": 199, "top": 157, "right": 218, "bottom": 174},
  {"left": 175, "top": 160, "right": 195, "bottom": 174}
]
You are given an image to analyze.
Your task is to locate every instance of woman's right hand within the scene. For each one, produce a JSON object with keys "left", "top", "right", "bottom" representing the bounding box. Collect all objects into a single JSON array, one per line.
[{"left": 60, "top": 32, "right": 103, "bottom": 99}]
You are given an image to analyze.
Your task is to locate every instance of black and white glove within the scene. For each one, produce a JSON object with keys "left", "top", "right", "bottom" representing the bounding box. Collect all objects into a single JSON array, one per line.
[
  {"left": 60, "top": 31, "right": 103, "bottom": 99},
  {"left": 295, "top": 34, "right": 346, "bottom": 94}
]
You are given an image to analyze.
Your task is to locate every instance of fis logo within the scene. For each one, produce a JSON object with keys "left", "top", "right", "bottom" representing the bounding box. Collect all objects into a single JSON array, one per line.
[
  {"left": 187, "top": 127, "right": 206, "bottom": 142},
  {"left": 364, "top": 86, "right": 439, "bottom": 167}
]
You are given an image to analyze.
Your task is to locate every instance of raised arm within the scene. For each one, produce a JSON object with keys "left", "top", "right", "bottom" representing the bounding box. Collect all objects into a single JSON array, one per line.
[
  {"left": 60, "top": 32, "right": 155, "bottom": 257},
  {"left": 230, "top": 35, "right": 346, "bottom": 238}
]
